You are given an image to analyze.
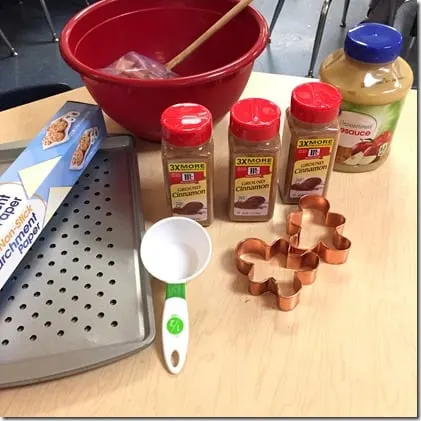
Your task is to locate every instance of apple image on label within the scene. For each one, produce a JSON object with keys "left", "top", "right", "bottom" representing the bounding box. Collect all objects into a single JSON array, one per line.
[
  {"left": 373, "top": 130, "right": 392, "bottom": 157},
  {"left": 373, "top": 130, "right": 392, "bottom": 148},
  {"left": 358, "top": 145, "right": 378, "bottom": 165},
  {"left": 344, "top": 152, "right": 364, "bottom": 165},
  {"left": 352, "top": 141, "right": 372, "bottom": 155}
]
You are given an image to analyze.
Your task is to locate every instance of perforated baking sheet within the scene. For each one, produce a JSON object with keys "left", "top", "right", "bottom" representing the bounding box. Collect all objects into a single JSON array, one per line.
[{"left": 0, "top": 135, "right": 155, "bottom": 388}]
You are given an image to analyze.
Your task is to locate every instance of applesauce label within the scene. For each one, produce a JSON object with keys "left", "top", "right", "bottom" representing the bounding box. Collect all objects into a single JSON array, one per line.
[
  {"left": 290, "top": 137, "right": 334, "bottom": 199},
  {"left": 336, "top": 99, "right": 405, "bottom": 166},
  {"left": 233, "top": 156, "right": 273, "bottom": 216},
  {"left": 168, "top": 162, "right": 208, "bottom": 222}
]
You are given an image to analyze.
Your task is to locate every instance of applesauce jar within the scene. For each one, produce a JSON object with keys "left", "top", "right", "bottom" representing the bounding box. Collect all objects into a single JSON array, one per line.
[
  {"left": 228, "top": 98, "right": 281, "bottom": 222},
  {"left": 319, "top": 23, "right": 413, "bottom": 172},
  {"left": 161, "top": 103, "right": 214, "bottom": 227}
]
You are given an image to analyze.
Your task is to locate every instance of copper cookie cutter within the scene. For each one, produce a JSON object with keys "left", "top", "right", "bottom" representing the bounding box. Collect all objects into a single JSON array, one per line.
[
  {"left": 235, "top": 238, "right": 320, "bottom": 311},
  {"left": 287, "top": 195, "right": 351, "bottom": 264}
]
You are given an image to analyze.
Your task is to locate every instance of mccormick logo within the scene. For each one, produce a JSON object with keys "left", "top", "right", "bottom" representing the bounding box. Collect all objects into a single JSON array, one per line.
[
  {"left": 181, "top": 173, "right": 195, "bottom": 182},
  {"left": 247, "top": 167, "right": 260, "bottom": 176}
]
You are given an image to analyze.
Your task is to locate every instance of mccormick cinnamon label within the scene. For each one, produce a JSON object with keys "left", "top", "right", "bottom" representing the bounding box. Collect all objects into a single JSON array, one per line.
[
  {"left": 233, "top": 156, "right": 273, "bottom": 216},
  {"left": 168, "top": 162, "right": 208, "bottom": 222},
  {"left": 290, "top": 137, "right": 334, "bottom": 198}
]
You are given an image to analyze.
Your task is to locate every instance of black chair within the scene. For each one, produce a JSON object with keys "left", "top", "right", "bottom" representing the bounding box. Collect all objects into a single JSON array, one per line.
[
  {"left": 268, "top": 0, "right": 415, "bottom": 77},
  {"left": 37, "top": 0, "right": 92, "bottom": 42},
  {"left": 0, "top": 83, "right": 72, "bottom": 112},
  {"left": 0, "top": 27, "right": 17, "bottom": 56},
  {"left": 268, "top": 0, "right": 345, "bottom": 77},
  {"left": 10, "top": 0, "right": 92, "bottom": 43}
]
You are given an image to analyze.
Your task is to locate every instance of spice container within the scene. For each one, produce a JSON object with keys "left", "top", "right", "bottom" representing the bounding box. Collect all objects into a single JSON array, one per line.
[
  {"left": 228, "top": 98, "right": 281, "bottom": 222},
  {"left": 279, "top": 82, "right": 342, "bottom": 204},
  {"left": 161, "top": 103, "right": 214, "bottom": 227},
  {"left": 319, "top": 23, "right": 413, "bottom": 172}
]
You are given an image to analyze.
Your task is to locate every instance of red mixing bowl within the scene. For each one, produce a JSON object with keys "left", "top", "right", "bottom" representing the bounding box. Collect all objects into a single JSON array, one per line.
[{"left": 59, "top": 0, "right": 268, "bottom": 141}]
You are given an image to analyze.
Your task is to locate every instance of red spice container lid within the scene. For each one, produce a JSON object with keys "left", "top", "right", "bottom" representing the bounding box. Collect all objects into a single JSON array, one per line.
[
  {"left": 290, "top": 82, "right": 342, "bottom": 124},
  {"left": 161, "top": 103, "right": 212, "bottom": 147},
  {"left": 230, "top": 98, "right": 281, "bottom": 142}
]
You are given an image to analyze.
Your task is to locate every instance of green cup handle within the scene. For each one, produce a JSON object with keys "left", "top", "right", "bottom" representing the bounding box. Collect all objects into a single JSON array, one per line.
[{"left": 162, "top": 283, "right": 188, "bottom": 375}]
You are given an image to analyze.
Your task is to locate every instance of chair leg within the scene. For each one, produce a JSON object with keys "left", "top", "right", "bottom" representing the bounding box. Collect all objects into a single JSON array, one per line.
[
  {"left": 269, "top": 0, "right": 287, "bottom": 40},
  {"left": 340, "top": 0, "right": 351, "bottom": 27},
  {"left": 0, "top": 28, "right": 18, "bottom": 56},
  {"left": 307, "top": 0, "right": 333, "bottom": 78},
  {"left": 403, "top": 36, "right": 416, "bottom": 59},
  {"left": 387, "top": 0, "right": 398, "bottom": 26},
  {"left": 39, "top": 0, "right": 58, "bottom": 42}
]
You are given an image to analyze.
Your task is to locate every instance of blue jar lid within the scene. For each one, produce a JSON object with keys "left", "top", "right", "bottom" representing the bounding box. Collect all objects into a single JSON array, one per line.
[{"left": 344, "top": 23, "right": 402, "bottom": 63}]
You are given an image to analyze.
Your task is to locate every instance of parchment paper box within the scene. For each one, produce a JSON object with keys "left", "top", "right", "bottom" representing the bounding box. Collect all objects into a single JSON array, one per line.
[{"left": 0, "top": 101, "right": 107, "bottom": 289}]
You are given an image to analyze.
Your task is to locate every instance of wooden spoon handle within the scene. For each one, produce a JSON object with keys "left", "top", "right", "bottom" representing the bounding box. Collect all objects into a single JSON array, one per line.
[{"left": 165, "top": 0, "right": 254, "bottom": 70}]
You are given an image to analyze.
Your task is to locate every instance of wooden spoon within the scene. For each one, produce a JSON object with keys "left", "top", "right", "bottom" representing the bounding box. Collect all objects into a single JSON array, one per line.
[{"left": 165, "top": 0, "right": 255, "bottom": 70}]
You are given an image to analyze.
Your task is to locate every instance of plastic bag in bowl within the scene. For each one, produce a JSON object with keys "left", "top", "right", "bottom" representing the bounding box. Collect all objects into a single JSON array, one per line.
[{"left": 100, "top": 51, "right": 178, "bottom": 80}]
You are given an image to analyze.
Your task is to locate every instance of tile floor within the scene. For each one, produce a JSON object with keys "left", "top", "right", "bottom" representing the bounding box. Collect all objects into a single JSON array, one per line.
[{"left": 0, "top": 0, "right": 418, "bottom": 92}]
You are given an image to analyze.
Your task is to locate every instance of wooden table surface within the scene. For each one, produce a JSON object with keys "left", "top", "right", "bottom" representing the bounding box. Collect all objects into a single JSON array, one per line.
[{"left": 0, "top": 72, "right": 417, "bottom": 417}]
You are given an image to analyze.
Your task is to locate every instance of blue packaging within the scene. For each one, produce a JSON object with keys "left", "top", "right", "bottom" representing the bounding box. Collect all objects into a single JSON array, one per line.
[{"left": 0, "top": 101, "right": 107, "bottom": 288}]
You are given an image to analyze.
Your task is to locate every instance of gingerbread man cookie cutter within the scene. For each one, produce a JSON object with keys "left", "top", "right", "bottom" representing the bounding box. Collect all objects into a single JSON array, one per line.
[
  {"left": 235, "top": 238, "right": 320, "bottom": 311},
  {"left": 287, "top": 195, "right": 351, "bottom": 265}
]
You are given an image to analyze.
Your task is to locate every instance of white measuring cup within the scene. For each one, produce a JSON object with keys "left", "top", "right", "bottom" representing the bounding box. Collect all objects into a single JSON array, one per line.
[{"left": 140, "top": 217, "right": 212, "bottom": 374}]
